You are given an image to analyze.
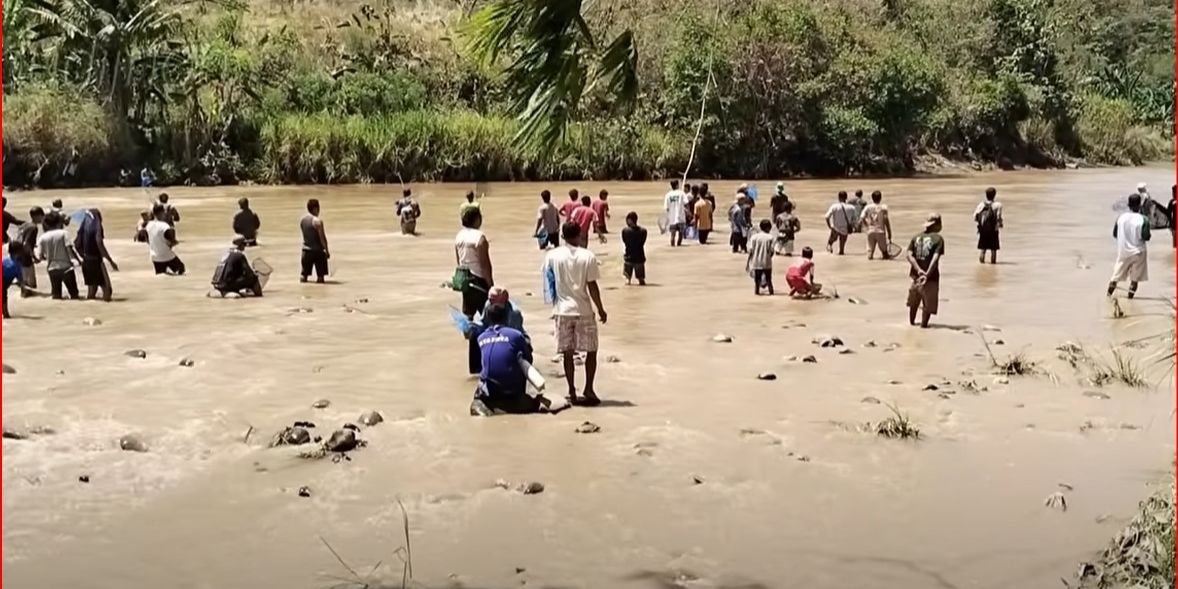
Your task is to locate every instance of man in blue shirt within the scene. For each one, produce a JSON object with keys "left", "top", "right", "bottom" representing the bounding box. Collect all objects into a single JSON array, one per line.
[
  {"left": 470, "top": 302, "right": 540, "bottom": 416},
  {"left": 3, "top": 243, "right": 26, "bottom": 318},
  {"left": 467, "top": 286, "right": 526, "bottom": 374}
]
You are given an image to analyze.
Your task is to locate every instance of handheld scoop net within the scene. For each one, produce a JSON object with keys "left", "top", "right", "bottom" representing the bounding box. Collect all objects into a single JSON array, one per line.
[{"left": 253, "top": 258, "right": 274, "bottom": 289}]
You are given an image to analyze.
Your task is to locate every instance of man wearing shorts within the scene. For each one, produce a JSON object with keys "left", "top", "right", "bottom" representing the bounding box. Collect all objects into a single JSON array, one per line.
[
  {"left": 534, "top": 190, "right": 560, "bottom": 249},
  {"left": 75, "top": 209, "right": 119, "bottom": 301},
  {"left": 906, "top": 213, "right": 945, "bottom": 328},
  {"left": 1107, "top": 193, "right": 1150, "bottom": 299},
  {"left": 543, "top": 222, "right": 608, "bottom": 406},
  {"left": 621, "top": 212, "right": 647, "bottom": 285},
  {"left": 859, "top": 190, "right": 893, "bottom": 260},
  {"left": 664, "top": 180, "right": 687, "bottom": 246}
]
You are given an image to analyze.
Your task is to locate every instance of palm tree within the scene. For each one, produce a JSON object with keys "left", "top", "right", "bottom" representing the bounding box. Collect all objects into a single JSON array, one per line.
[{"left": 462, "top": 0, "right": 638, "bottom": 154}]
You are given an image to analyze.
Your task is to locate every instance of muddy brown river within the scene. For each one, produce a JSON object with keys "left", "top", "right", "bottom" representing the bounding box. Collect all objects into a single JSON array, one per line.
[{"left": 3, "top": 167, "right": 1175, "bottom": 589}]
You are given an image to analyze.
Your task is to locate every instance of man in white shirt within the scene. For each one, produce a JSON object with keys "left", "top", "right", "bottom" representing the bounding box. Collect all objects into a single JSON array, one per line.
[
  {"left": 146, "top": 203, "right": 185, "bottom": 275},
  {"left": 859, "top": 190, "right": 893, "bottom": 260},
  {"left": 543, "top": 222, "right": 609, "bottom": 406},
  {"left": 1107, "top": 193, "right": 1150, "bottom": 299},
  {"left": 824, "top": 191, "right": 857, "bottom": 255},
  {"left": 663, "top": 179, "right": 687, "bottom": 247}
]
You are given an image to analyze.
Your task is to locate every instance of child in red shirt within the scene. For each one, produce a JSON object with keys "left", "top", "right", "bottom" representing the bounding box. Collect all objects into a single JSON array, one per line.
[{"left": 786, "top": 247, "right": 823, "bottom": 298}]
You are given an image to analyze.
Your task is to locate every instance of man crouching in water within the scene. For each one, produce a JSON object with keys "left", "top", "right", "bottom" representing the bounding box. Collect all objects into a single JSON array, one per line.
[
  {"left": 470, "top": 300, "right": 565, "bottom": 416},
  {"left": 210, "top": 235, "right": 263, "bottom": 297}
]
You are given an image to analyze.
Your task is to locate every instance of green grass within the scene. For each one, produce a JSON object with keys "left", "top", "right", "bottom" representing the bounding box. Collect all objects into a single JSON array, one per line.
[
  {"left": 875, "top": 403, "right": 921, "bottom": 440},
  {"left": 1081, "top": 474, "right": 1176, "bottom": 589}
]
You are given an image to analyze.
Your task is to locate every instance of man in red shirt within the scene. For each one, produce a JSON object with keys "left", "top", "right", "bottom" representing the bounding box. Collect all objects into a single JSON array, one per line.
[
  {"left": 559, "top": 189, "right": 581, "bottom": 219},
  {"left": 570, "top": 196, "right": 601, "bottom": 246},
  {"left": 591, "top": 190, "right": 611, "bottom": 234}
]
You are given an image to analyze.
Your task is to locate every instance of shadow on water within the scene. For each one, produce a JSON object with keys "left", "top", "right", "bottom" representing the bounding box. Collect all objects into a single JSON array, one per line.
[
  {"left": 924, "top": 323, "right": 973, "bottom": 332},
  {"left": 587, "top": 399, "right": 638, "bottom": 409},
  {"left": 623, "top": 570, "right": 771, "bottom": 589}
]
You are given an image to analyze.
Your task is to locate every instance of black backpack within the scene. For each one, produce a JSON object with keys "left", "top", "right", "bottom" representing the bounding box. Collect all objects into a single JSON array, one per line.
[{"left": 978, "top": 202, "right": 998, "bottom": 232}]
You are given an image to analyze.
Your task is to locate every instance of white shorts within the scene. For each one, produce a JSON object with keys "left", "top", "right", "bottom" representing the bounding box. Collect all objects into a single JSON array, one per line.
[
  {"left": 1111, "top": 253, "right": 1148, "bottom": 282},
  {"left": 555, "top": 315, "right": 599, "bottom": 353},
  {"left": 774, "top": 238, "right": 794, "bottom": 256}
]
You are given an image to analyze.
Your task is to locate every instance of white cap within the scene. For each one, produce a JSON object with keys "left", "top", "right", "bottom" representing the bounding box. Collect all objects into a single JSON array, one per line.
[{"left": 1137, "top": 182, "right": 1148, "bottom": 191}]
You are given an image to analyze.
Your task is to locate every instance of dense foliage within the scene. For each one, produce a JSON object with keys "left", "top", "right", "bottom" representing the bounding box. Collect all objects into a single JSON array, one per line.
[{"left": 2, "top": 0, "right": 1173, "bottom": 187}]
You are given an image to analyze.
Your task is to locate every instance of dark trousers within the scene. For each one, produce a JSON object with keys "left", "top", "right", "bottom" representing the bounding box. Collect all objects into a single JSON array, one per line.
[
  {"left": 753, "top": 269, "right": 774, "bottom": 295},
  {"left": 217, "top": 277, "right": 262, "bottom": 296},
  {"left": 730, "top": 232, "right": 747, "bottom": 253},
  {"left": 49, "top": 267, "right": 80, "bottom": 299},
  {"left": 300, "top": 250, "right": 328, "bottom": 280},
  {"left": 153, "top": 257, "right": 186, "bottom": 275},
  {"left": 699, "top": 229, "right": 711, "bottom": 244}
]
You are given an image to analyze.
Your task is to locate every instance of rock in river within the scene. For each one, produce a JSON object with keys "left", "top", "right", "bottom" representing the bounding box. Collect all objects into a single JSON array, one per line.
[
  {"left": 712, "top": 334, "right": 733, "bottom": 343},
  {"left": 311, "top": 399, "right": 331, "bottom": 409},
  {"left": 124, "top": 349, "right": 147, "bottom": 359},
  {"left": 575, "top": 421, "right": 601, "bottom": 434},
  {"left": 324, "top": 428, "right": 359, "bottom": 453},
  {"left": 358, "top": 411, "right": 384, "bottom": 426},
  {"left": 517, "top": 481, "right": 545, "bottom": 495},
  {"left": 756, "top": 372, "right": 778, "bottom": 381},
  {"left": 1, "top": 364, "right": 14, "bottom": 374},
  {"left": 178, "top": 357, "right": 195, "bottom": 367},
  {"left": 119, "top": 434, "right": 148, "bottom": 452},
  {"left": 274, "top": 426, "right": 312, "bottom": 446}
]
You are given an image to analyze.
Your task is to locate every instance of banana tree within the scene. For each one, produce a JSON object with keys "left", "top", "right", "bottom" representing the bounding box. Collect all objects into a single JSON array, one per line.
[
  {"left": 462, "top": 0, "right": 639, "bottom": 154},
  {"left": 27, "top": 0, "right": 190, "bottom": 123}
]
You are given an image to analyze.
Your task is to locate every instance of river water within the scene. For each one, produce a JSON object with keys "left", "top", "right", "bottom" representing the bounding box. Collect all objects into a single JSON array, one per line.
[{"left": 2, "top": 166, "right": 1175, "bottom": 589}]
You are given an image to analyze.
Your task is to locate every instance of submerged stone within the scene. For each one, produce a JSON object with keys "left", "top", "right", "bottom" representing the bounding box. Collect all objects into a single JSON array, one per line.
[{"left": 118, "top": 434, "right": 148, "bottom": 452}]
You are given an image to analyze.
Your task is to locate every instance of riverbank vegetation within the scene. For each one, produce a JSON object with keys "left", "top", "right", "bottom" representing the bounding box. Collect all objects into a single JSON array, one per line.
[{"left": 2, "top": 0, "right": 1173, "bottom": 186}]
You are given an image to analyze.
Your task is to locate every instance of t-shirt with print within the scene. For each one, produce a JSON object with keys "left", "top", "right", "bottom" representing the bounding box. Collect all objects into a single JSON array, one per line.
[
  {"left": 908, "top": 232, "right": 946, "bottom": 281},
  {"left": 37, "top": 229, "right": 74, "bottom": 272},
  {"left": 747, "top": 232, "right": 775, "bottom": 270},
  {"left": 664, "top": 190, "right": 687, "bottom": 225},
  {"left": 860, "top": 203, "right": 889, "bottom": 235},
  {"left": 543, "top": 245, "right": 600, "bottom": 317},
  {"left": 477, "top": 325, "right": 533, "bottom": 398},
  {"left": 774, "top": 212, "right": 799, "bottom": 240},
  {"left": 537, "top": 203, "right": 560, "bottom": 234}
]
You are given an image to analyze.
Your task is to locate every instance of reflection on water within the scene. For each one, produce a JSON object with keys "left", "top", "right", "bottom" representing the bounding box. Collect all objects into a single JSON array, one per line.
[{"left": 3, "top": 167, "right": 1175, "bottom": 589}]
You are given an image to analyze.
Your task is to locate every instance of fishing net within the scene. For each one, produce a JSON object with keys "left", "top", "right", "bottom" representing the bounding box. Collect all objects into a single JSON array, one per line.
[{"left": 253, "top": 258, "right": 273, "bottom": 289}]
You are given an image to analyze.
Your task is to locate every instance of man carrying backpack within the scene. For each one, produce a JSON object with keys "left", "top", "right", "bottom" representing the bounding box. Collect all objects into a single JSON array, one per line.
[{"left": 974, "top": 187, "right": 1003, "bottom": 264}]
